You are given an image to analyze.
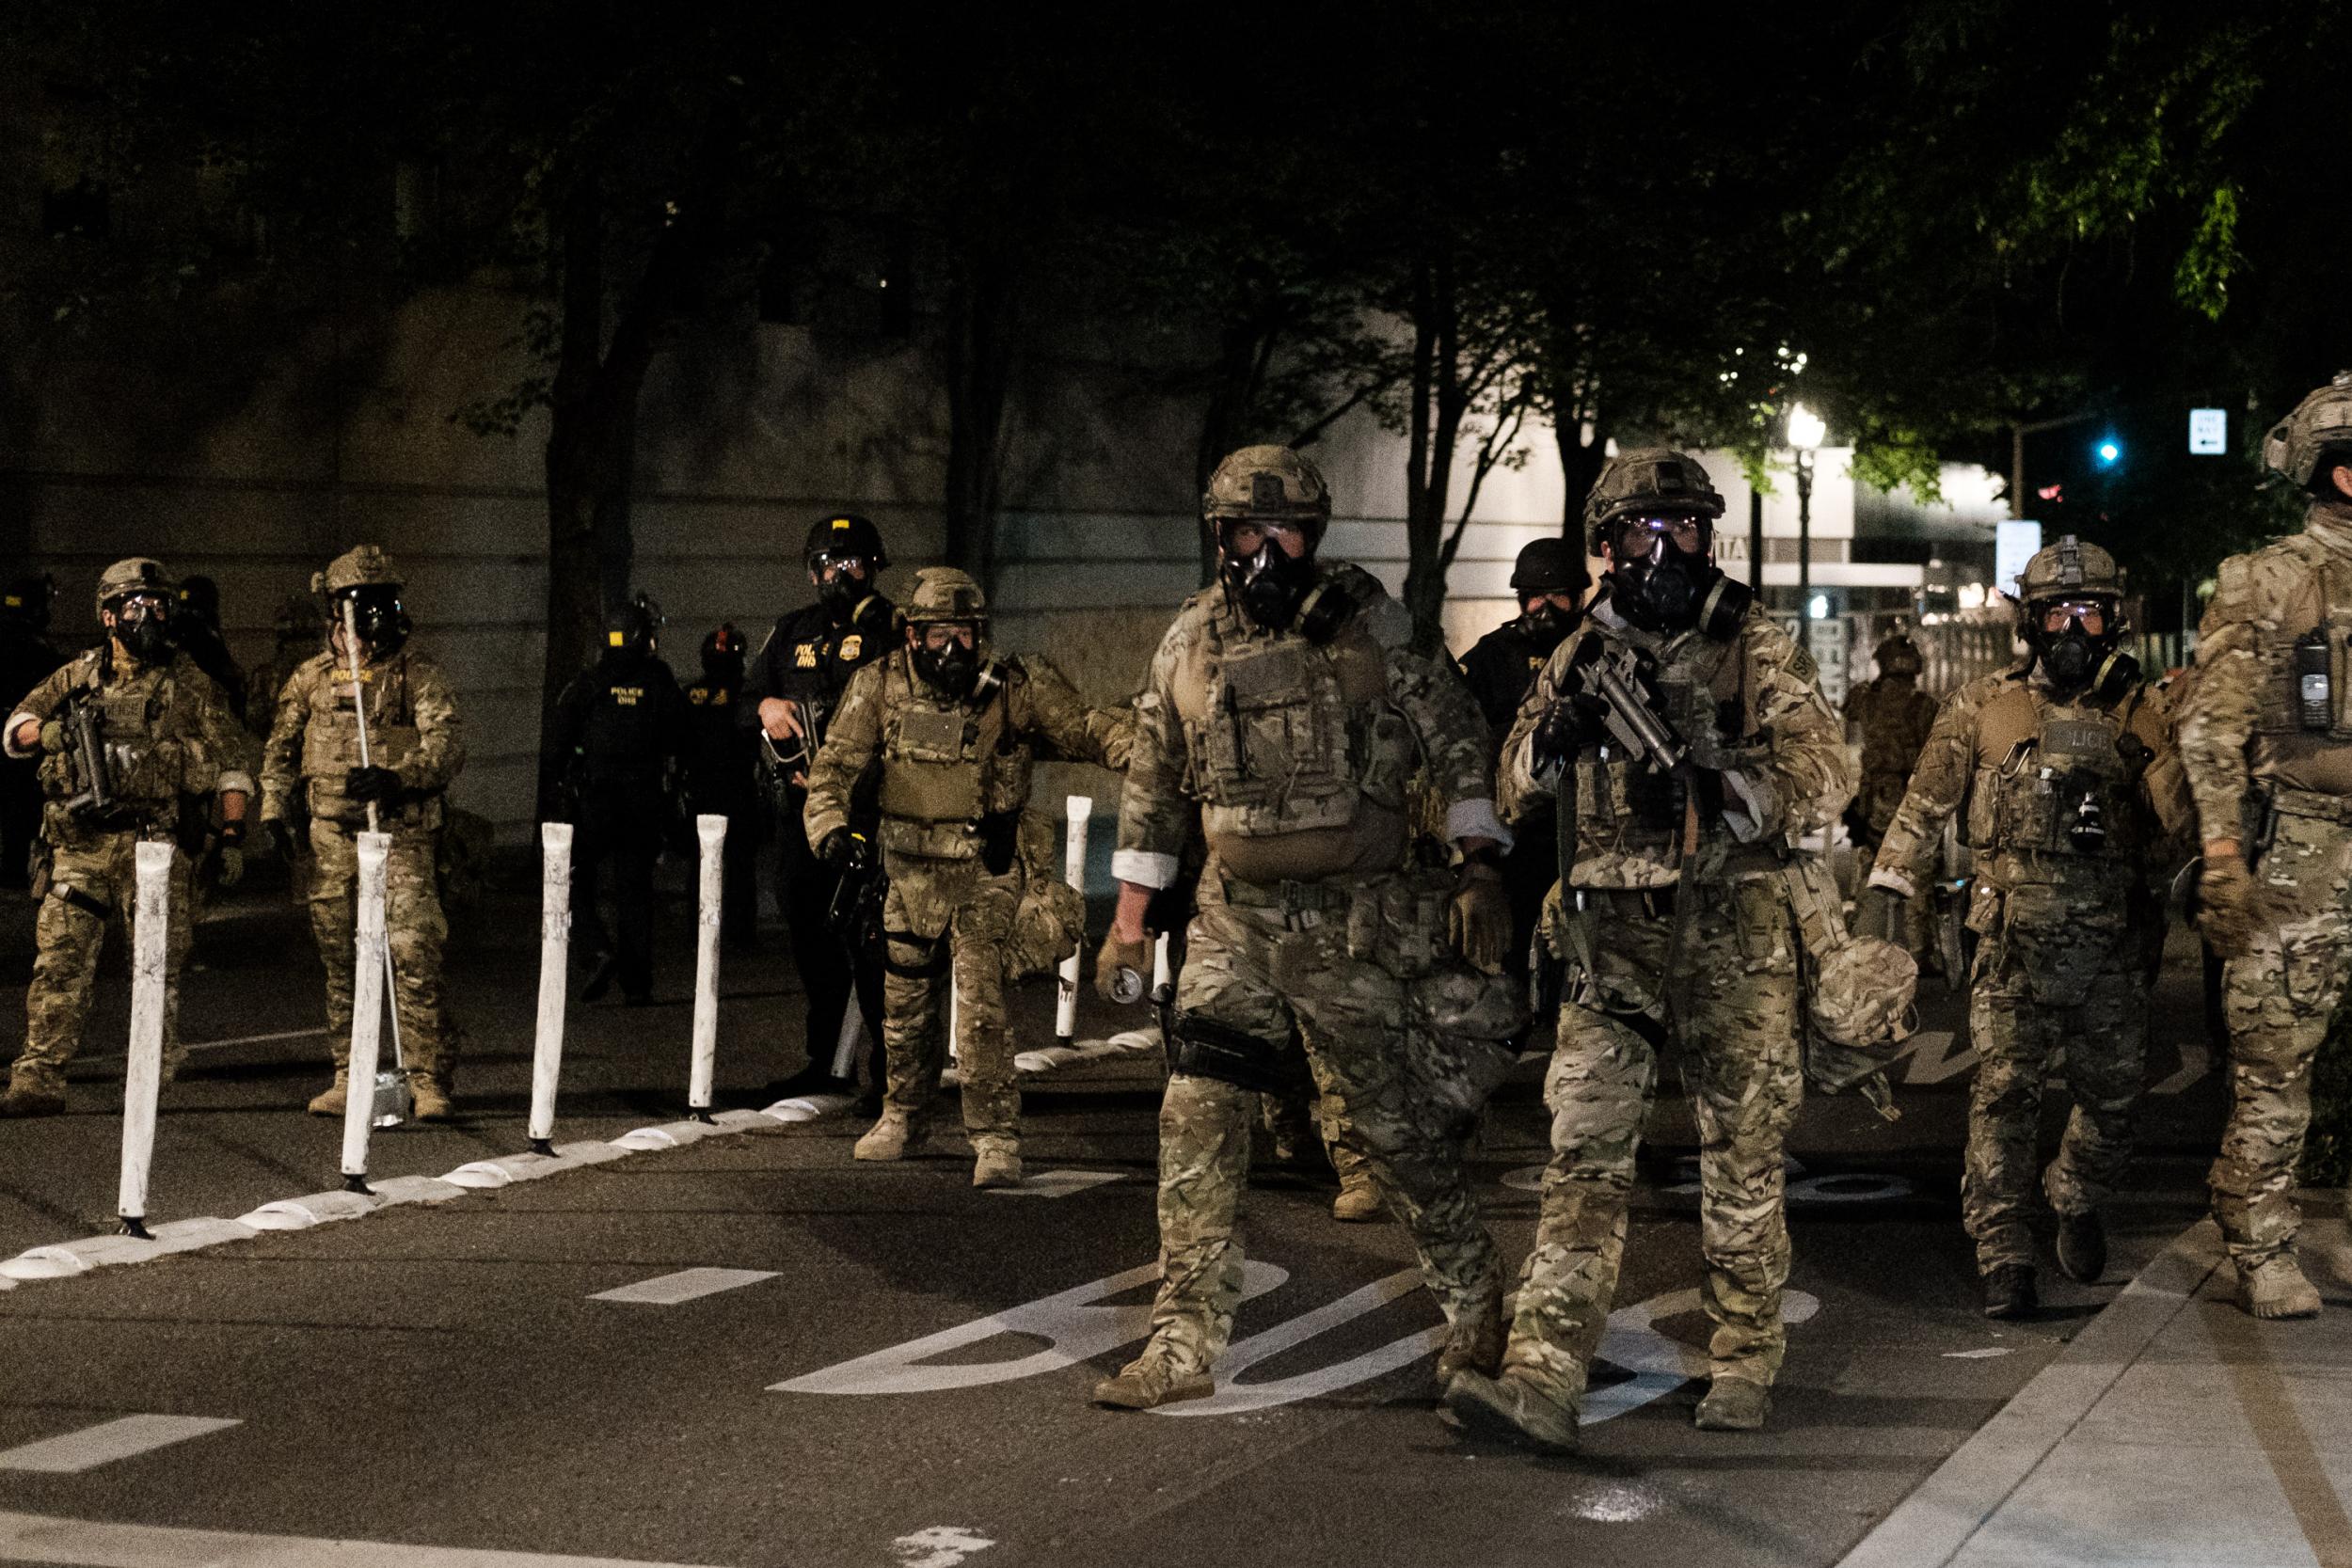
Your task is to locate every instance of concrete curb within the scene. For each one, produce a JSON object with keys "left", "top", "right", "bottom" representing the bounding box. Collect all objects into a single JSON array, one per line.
[{"left": 1834, "top": 1218, "right": 2229, "bottom": 1568}]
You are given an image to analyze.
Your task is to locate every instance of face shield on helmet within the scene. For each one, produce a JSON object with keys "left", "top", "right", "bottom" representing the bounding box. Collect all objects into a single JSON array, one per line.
[
  {"left": 105, "top": 590, "right": 174, "bottom": 665},
  {"left": 336, "top": 583, "right": 410, "bottom": 657}
]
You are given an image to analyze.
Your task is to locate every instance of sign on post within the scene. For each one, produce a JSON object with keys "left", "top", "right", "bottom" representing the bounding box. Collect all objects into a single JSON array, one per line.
[
  {"left": 2189, "top": 408, "right": 2227, "bottom": 455},
  {"left": 1995, "top": 520, "right": 2043, "bottom": 595}
]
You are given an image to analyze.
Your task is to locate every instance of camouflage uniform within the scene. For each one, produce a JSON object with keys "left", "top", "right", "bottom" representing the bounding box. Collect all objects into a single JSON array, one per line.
[
  {"left": 2181, "top": 488, "right": 2352, "bottom": 1282},
  {"left": 804, "top": 570, "right": 1130, "bottom": 1175},
  {"left": 259, "top": 549, "right": 464, "bottom": 1107},
  {"left": 1873, "top": 651, "right": 2187, "bottom": 1278},
  {"left": 1845, "top": 642, "right": 1941, "bottom": 961},
  {"left": 1, "top": 562, "right": 252, "bottom": 1109},
  {"left": 1496, "top": 596, "right": 1850, "bottom": 1409},
  {"left": 1107, "top": 545, "right": 1512, "bottom": 1392}
]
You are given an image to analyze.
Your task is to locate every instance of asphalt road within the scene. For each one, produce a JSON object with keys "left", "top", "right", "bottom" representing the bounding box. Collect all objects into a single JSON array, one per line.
[{"left": 0, "top": 855, "right": 2229, "bottom": 1568}]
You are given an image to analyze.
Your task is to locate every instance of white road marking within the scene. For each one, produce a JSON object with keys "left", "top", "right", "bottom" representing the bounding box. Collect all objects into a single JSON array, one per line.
[
  {"left": 890, "top": 1526, "right": 996, "bottom": 1568},
  {"left": 1153, "top": 1269, "right": 1439, "bottom": 1418},
  {"left": 0, "top": 1416, "right": 239, "bottom": 1474},
  {"left": 588, "top": 1268, "right": 778, "bottom": 1306},
  {"left": 1943, "top": 1347, "right": 2015, "bottom": 1359},
  {"left": 0, "top": 1509, "right": 726, "bottom": 1565},
  {"left": 80, "top": 1026, "right": 326, "bottom": 1066},
  {"left": 986, "top": 1169, "right": 1124, "bottom": 1198}
]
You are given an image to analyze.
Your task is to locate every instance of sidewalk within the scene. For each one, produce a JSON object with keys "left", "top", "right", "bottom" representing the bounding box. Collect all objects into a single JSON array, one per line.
[{"left": 1841, "top": 1213, "right": 2352, "bottom": 1568}]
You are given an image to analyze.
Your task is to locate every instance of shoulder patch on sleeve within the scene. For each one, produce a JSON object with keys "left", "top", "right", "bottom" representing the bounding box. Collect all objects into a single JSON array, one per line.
[{"left": 1785, "top": 642, "right": 1818, "bottom": 684}]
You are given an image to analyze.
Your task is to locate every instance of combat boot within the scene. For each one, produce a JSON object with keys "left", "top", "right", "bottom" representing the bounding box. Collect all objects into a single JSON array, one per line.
[
  {"left": 2055, "top": 1210, "right": 2107, "bottom": 1284},
  {"left": 1330, "top": 1170, "right": 1384, "bottom": 1223},
  {"left": 2240, "top": 1255, "right": 2323, "bottom": 1320},
  {"left": 0, "top": 1078, "right": 66, "bottom": 1118},
  {"left": 853, "top": 1111, "right": 927, "bottom": 1162},
  {"left": 1092, "top": 1352, "right": 1215, "bottom": 1411},
  {"left": 1693, "top": 1375, "right": 1772, "bottom": 1432},
  {"left": 972, "top": 1144, "right": 1023, "bottom": 1189},
  {"left": 1982, "top": 1263, "right": 2038, "bottom": 1320},
  {"left": 305, "top": 1069, "right": 350, "bottom": 1118},
  {"left": 1441, "top": 1369, "right": 1580, "bottom": 1454},
  {"left": 1434, "top": 1294, "right": 1505, "bottom": 1389},
  {"left": 409, "top": 1072, "right": 454, "bottom": 1123}
]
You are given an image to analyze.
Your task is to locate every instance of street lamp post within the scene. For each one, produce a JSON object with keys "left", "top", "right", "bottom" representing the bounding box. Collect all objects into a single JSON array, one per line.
[{"left": 1788, "top": 402, "right": 1825, "bottom": 623}]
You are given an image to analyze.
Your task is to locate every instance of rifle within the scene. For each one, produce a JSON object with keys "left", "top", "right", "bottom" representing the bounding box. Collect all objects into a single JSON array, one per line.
[
  {"left": 60, "top": 689, "right": 114, "bottom": 821},
  {"left": 1567, "top": 644, "right": 1688, "bottom": 773},
  {"left": 824, "top": 829, "right": 884, "bottom": 954}
]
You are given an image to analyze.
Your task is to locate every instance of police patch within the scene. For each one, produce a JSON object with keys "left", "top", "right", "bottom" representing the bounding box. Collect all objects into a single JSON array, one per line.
[{"left": 839, "top": 635, "right": 862, "bottom": 660}]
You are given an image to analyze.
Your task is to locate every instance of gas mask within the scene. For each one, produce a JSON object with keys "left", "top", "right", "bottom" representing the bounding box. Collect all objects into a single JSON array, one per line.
[
  {"left": 109, "top": 594, "right": 174, "bottom": 666},
  {"left": 339, "top": 586, "right": 410, "bottom": 657},
  {"left": 2030, "top": 597, "right": 2134, "bottom": 700},
  {"left": 912, "top": 626, "right": 983, "bottom": 698},
  {"left": 1519, "top": 598, "right": 1572, "bottom": 650},
  {"left": 1606, "top": 515, "right": 1751, "bottom": 639},
  {"left": 815, "top": 557, "right": 870, "bottom": 623},
  {"left": 1222, "top": 536, "right": 1321, "bottom": 632}
]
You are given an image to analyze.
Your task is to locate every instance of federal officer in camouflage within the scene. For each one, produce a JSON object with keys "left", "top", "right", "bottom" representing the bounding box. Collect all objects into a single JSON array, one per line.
[
  {"left": 804, "top": 567, "right": 1131, "bottom": 1188},
  {"left": 1868, "top": 538, "right": 2189, "bottom": 1318},
  {"left": 1, "top": 559, "right": 253, "bottom": 1116},
  {"left": 1450, "top": 449, "right": 1854, "bottom": 1450},
  {"left": 1092, "top": 445, "right": 1518, "bottom": 1412},
  {"left": 2181, "top": 372, "right": 2352, "bottom": 1320},
  {"left": 1845, "top": 631, "right": 1942, "bottom": 964},
  {"left": 260, "top": 546, "right": 466, "bottom": 1120}
]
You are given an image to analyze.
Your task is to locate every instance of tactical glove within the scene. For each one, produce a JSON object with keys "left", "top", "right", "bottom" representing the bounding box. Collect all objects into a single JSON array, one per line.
[
  {"left": 816, "top": 827, "right": 858, "bottom": 871},
  {"left": 36, "top": 719, "right": 63, "bottom": 755},
  {"left": 1448, "top": 863, "right": 1512, "bottom": 974},
  {"left": 2198, "top": 856, "right": 2266, "bottom": 958},
  {"left": 1094, "top": 928, "right": 1151, "bottom": 1005},
  {"left": 344, "top": 766, "right": 403, "bottom": 803},
  {"left": 1531, "top": 693, "right": 1609, "bottom": 769},
  {"left": 214, "top": 843, "right": 245, "bottom": 889}
]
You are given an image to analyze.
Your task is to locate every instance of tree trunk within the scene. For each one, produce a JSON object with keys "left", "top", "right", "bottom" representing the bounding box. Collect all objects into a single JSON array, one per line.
[
  {"left": 944, "top": 245, "right": 1013, "bottom": 589},
  {"left": 1193, "top": 319, "right": 1272, "bottom": 586},
  {"left": 1402, "top": 254, "right": 1465, "bottom": 650}
]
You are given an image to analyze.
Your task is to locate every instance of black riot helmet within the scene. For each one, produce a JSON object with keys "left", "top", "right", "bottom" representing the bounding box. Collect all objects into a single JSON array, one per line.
[
  {"left": 604, "top": 592, "right": 664, "bottom": 664},
  {"left": 701, "top": 623, "right": 746, "bottom": 686}
]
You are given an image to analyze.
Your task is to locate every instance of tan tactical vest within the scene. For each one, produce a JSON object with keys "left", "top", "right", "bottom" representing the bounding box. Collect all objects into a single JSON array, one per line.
[
  {"left": 1960, "top": 680, "right": 2157, "bottom": 879},
  {"left": 300, "top": 655, "right": 432, "bottom": 827},
  {"left": 1169, "top": 608, "right": 1410, "bottom": 883},
  {"left": 2226, "top": 533, "right": 2352, "bottom": 798},
  {"left": 42, "top": 653, "right": 206, "bottom": 819},
  {"left": 1566, "top": 626, "right": 1752, "bottom": 890},
  {"left": 873, "top": 655, "right": 1027, "bottom": 860}
]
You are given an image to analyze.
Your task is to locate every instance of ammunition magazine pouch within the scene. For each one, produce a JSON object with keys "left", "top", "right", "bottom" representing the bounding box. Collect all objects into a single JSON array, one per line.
[
  {"left": 881, "top": 927, "right": 950, "bottom": 980},
  {"left": 1165, "top": 1008, "right": 1311, "bottom": 1096}
]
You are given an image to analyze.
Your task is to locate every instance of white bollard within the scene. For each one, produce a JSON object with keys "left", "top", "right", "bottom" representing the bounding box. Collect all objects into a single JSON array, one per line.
[
  {"left": 528, "top": 822, "right": 574, "bottom": 1154},
  {"left": 339, "top": 832, "right": 391, "bottom": 1191},
  {"left": 1055, "top": 796, "right": 1092, "bottom": 1045},
  {"left": 116, "top": 841, "right": 176, "bottom": 1239},
  {"left": 688, "top": 814, "right": 726, "bottom": 1117}
]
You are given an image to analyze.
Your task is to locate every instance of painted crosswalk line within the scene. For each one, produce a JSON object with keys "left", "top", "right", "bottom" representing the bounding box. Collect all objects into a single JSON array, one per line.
[
  {"left": 0, "top": 1416, "right": 240, "bottom": 1474},
  {"left": 588, "top": 1267, "right": 778, "bottom": 1305},
  {"left": 0, "top": 1510, "right": 725, "bottom": 1566},
  {"left": 986, "top": 1169, "right": 1125, "bottom": 1198}
]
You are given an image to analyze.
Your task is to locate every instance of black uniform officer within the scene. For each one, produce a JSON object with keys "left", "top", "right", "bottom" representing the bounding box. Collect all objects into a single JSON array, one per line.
[
  {"left": 552, "top": 594, "right": 690, "bottom": 1005},
  {"left": 682, "top": 625, "right": 761, "bottom": 950},
  {"left": 0, "top": 576, "right": 65, "bottom": 889},
  {"left": 744, "top": 515, "right": 892, "bottom": 1097},
  {"left": 174, "top": 576, "right": 247, "bottom": 726},
  {"left": 1455, "top": 537, "right": 1586, "bottom": 1006}
]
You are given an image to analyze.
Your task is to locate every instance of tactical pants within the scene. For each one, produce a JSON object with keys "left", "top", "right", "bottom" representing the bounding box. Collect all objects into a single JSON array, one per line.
[
  {"left": 879, "top": 857, "right": 1020, "bottom": 1148},
  {"left": 1964, "top": 891, "right": 2148, "bottom": 1273},
  {"left": 1259, "top": 1085, "right": 1372, "bottom": 1185},
  {"left": 15, "top": 832, "right": 193, "bottom": 1090},
  {"left": 2211, "top": 805, "right": 2352, "bottom": 1268},
  {"left": 309, "top": 818, "right": 453, "bottom": 1084},
  {"left": 780, "top": 784, "right": 882, "bottom": 1076},
  {"left": 573, "top": 784, "right": 661, "bottom": 1002},
  {"left": 1505, "top": 878, "right": 1803, "bottom": 1409},
  {"left": 1138, "top": 880, "right": 1502, "bottom": 1378}
]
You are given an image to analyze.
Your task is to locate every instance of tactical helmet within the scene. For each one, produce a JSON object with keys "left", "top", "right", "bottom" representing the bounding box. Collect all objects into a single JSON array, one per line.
[
  {"left": 804, "top": 514, "right": 888, "bottom": 572},
  {"left": 901, "top": 566, "right": 988, "bottom": 626},
  {"left": 2015, "top": 534, "right": 2122, "bottom": 605},
  {"left": 1582, "top": 448, "right": 1724, "bottom": 553},
  {"left": 314, "top": 545, "right": 403, "bottom": 596},
  {"left": 604, "top": 592, "right": 664, "bottom": 657},
  {"left": 95, "top": 557, "right": 173, "bottom": 617},
  {"left": 177, "top": 575, "right": 222, "bottom": 630},
  {"left": 2265, "top": 372, "right": 2352, "bottom": 490},
  {"left": 1509, "top": 537, "right": 1585, "bottom": 594},
  {"left": 0, "top": 573, "right": 55, "bottom": 632},
  {"left": 1873, "top": 632, "right": 1924, "bottom": 678},
  {"left": 1201, "top": 446, "right": 1333, "bottom": 533}
]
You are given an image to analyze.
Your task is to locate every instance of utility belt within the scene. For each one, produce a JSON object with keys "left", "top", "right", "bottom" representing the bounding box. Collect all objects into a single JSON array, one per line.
[
  {"left": 2267, "top": 784, "right": 2352, "bottom": 827},
  {"left": 1210, "top": 873, "right": 1356, "bottom": 918}
]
